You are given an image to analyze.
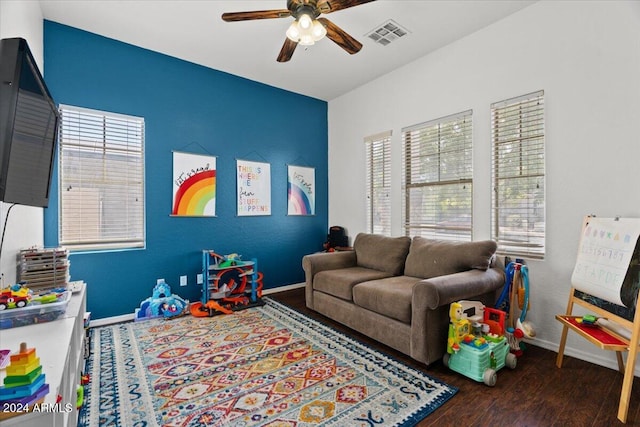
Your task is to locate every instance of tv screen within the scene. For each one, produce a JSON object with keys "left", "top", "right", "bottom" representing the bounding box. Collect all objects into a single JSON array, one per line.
[{"left": 0, "top": 37, "right": 59, "bottom": 208}]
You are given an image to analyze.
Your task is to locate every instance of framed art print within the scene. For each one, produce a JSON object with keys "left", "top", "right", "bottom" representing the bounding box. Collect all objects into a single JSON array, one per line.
[
  {"left": 172, "top": 152, "right": 216, "bottom": 217},
  {"left": 237, "top": 159, "right": 271, "bottom": 216},
  {"left": 287, "top": 165, "right": 315, "bottom": 215}
]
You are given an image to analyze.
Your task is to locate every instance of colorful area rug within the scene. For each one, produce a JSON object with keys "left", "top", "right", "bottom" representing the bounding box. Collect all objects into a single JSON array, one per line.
[{"left": 79, "top": 298, "right": 456, "bottom": 426}]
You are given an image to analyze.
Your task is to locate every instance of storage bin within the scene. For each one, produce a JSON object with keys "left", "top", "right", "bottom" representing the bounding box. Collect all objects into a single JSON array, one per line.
[{"left": 0, "top": 291, "right": 71, "bottom": 329}]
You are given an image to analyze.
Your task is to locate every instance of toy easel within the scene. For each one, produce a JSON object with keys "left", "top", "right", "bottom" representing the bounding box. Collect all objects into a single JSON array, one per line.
[{"left": 556, "top": 216, "right": 640, "bottom": 423}]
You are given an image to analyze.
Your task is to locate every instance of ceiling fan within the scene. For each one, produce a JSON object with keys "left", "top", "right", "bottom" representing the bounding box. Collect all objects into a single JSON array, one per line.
[{"left": 222, "top": 0, "right": 376, "bottom": 62}]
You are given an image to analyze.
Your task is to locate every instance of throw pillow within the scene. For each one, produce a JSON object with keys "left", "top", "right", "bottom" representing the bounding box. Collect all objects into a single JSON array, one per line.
[
  {"left": 404, "top": 237, "right": 497, "bottom": 279},
  {"left": 353, "top": 233, "right": 411, "bottom": 275}
]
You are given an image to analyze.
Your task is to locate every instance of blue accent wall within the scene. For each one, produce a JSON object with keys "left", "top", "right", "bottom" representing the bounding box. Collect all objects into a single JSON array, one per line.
[{"left": 43, "top": 21, "right": 328, "bottom": 319}]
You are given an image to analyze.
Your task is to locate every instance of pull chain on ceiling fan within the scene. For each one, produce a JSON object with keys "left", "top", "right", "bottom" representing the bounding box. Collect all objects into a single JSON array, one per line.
[{"left": 221, "top": 0, "right": 377, "bottom": 62}]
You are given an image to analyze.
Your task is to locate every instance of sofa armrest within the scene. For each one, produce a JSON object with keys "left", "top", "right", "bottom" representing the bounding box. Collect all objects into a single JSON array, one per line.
[
  {"left": 410, "top": 267, "right": 505, "bottom": 365},
  {"left": 303, "top": 251, "right": 357, "bottom": 309},
  {"left": 302, "top": 251, "right": 357, "bottom": 277}
]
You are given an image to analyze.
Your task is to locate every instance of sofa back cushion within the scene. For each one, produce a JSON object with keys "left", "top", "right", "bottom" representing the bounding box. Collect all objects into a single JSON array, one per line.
[
  {"left": 404, "top": 237, "right": 497, "bottom": 279},
  {"left": 354, "top": 233, "right": 411, "bottom": 275}
]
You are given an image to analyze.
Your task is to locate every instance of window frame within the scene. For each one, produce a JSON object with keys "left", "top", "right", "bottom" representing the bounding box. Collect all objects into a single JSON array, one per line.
[
  {"left": 491, "top": 90, "right": 545, "bottom": 258},
  {"left": 401, "top": 110, "right": 473, "bottom": 241},
  {"left": 57, "top": 104, "right": 146, "bottom": 251},
  {"left": 365, "top": 130, "right": 392, "bottom": 235}
]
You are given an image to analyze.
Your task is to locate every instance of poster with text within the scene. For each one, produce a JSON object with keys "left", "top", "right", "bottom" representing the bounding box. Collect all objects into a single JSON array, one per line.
[
  {"left": 237, "top": 160, "right": 271, "bottom": 216},
  {"left": 172, "top": 152, "right": 216, "bottom": 217},
  {"left": 287, "top": 165, "right": 315, "bottom": 215}
]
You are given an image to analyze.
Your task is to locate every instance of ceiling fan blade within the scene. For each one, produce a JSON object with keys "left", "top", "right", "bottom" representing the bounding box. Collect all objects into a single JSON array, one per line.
[
  {"left": 222, "top": 9, "right": 291, "bottom": 22},
  {"left": 316, "top": 0, "right": 376, "bottom": 14},
  {"left": 317, "top": 17, "right": 362, "bottom": 54},
  {"left": 277, "top": 38, "right": 298, "bottom": 62}
]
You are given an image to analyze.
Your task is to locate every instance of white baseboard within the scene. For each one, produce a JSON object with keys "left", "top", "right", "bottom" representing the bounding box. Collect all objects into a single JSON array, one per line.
[
  {"left": 89, "top": 282, "right": 306, "bottom": 327},
  {"left": 263, "top": 282, "right": 305, "bottom": 294},
  {"left": 90, "top": 313, "right": 135, "bottom": 327},
  {"left": 525, "top": 337, "right": 640, "bottom": 376}
]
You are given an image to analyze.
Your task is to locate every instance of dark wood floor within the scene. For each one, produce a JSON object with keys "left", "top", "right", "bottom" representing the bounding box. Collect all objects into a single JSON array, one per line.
[{"left": 269, "top": 287, "right": 640, "bottom": 427}]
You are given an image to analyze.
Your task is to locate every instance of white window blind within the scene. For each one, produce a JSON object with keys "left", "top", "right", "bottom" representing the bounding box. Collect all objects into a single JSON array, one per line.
[
  {"left": 365, "top": 130, "right": 392, "bottom": 235},
  {"left": 58, "top": 105, "right": 145, "bottom": 250},
  {"left": 402, "top": 110, "right": 473, "bottom": 241},
  {"left": 491, "top": 90, "right": 545, "bottom": 258}
]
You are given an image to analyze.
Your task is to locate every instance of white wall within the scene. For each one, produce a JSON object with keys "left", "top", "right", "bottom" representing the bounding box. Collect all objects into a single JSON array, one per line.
[
  {"left": 328, "top": 0, "right": 640, "bottom": 371},
  {"left": 0, "top": 0, "right": 46, "bottom": 285}
]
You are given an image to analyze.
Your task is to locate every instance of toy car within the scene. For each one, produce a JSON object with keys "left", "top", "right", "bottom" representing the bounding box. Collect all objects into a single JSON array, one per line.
[{"left": 0, "top": 289, "right": 29, "bottom": 310}]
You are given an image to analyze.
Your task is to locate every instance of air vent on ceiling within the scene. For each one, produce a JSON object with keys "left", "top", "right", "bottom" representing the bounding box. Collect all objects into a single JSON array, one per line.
[{"left": 366, "top": 19, "right": 410, "bottom": 46}]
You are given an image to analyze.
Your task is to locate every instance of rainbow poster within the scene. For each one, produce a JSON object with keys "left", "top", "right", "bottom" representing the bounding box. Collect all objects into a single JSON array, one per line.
[
  {"left": 287, "top": 165, "right": 315, "bottom": 215},
  {"left": 172, "top": 152, "right": 216, "bottom": 216}
]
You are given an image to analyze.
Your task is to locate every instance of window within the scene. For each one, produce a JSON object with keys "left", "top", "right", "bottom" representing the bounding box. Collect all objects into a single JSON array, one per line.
[
  {"left": 491, "top": 90, "right": 545, "bottom": 258},
  {"left": 402, "top": 110, "right": 473, "bottom": 241},
  {"left": 365, "top": 131, "right": 392, "bottom": 235},
  {"left": 58, "top": 105, "right": 145, "bottom": 250}
]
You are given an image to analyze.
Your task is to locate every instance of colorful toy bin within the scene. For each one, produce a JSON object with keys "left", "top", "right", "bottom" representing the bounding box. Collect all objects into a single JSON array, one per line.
[{"left": 0, "top": 289, "right": 71, "bottom": 330}]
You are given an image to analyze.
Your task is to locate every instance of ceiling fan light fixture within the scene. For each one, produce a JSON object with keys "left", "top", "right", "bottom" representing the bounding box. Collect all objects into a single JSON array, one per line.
[
  {"left": 286, "top": 21, "right": 301, "bottom": 41},
  {"left": 286, "top": 13, "right": 326, "bottom": 45},
  {"left": 298, "top": 13, "right": 313, "bottom": 30},
  {"left": 299, "top": 34, "right": 315, "bottom": 46},
  {"left": 312, "top": 20, "right": 327, "bottom": 40}
]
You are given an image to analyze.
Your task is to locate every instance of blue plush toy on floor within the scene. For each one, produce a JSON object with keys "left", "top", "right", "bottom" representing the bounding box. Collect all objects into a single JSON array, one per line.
[{"left": 135, "top": 280, "right": 188, "bottom": 321}]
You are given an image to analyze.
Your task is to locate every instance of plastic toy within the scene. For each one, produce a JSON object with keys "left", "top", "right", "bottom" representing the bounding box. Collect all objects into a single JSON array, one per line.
[
  {"left": 8, "top": 283, "right": 30, "bottom": 298},
  {"left": 0, "top": 342, "right": 49, "bottom": 420},
  {"left": 81, "top": 373, "right": 90, "bottom": 386},
  {"left": 191, "top": 272, "right": 264, "bottom": 317},
  {"left": 495, "top": 260, "right": 536, "bottom": 347},
  {"left": 0, "top": 283, "right": 64, "bottom": 311},
  {"left": 578, "top": 314, "right": 598, "bottom": 326},
  {"left": 443, "top": 301, "right": 517, "bottom": 386},
  {"left": 447, "top": 302, "right": 471, "bottom": 354},
  {"left": 0, "top": 349, "right": 10, "bottom": 369},
  {"left": 209, "top": 251, "right": 243, "bottom": 268},
  {"left": 76, "top": 385, "right": 84, "bottom": 410},
  {"left": 191, "top": 250, "right": 265, "bottom": 317},
  {"left": 0, "top": 285, "right": 31, "bottom": 310},
  {"left": 134, "top": 280, "right": 189, "bottom": 321}
]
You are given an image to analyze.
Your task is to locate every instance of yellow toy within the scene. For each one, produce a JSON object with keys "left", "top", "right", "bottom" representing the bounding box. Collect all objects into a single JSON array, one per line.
[{"left": 447, "top": 302, "right": 471, "bottom": 354}]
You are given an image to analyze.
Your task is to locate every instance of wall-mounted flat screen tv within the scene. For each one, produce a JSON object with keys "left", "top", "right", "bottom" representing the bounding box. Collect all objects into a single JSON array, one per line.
[{"left": 0, "top": 37, "right": 59, "bottom": 208}]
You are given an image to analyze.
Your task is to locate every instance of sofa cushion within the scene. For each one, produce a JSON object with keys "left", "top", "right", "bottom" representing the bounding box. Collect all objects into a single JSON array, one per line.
[
  {"left": 353, "top": 233, "right": 411, "bottom": 275},
  {"left": 404, "top": 237, "right": 497, "bottom": 279},
  {"left": 313, "top": 267, "right": 392, "bottom": 301},
  {"left": 352, "top": 276, "right": 420, "bottom": 324}
]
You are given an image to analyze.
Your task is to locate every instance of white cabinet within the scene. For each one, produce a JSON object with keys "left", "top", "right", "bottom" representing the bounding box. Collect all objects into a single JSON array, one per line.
[{"left": 0, "top": 284, "right": 86, "bottom": 427}]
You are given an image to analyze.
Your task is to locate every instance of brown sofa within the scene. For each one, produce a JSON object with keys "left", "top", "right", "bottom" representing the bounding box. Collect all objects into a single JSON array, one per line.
[{"left": 302, "top": 233, "right": 505, "bottom": 366}]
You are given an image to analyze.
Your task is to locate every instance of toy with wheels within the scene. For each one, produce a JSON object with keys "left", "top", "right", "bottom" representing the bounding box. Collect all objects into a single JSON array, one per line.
[
  {"left": 444, "top": 301, "right": 516, "bottom": 386},
  {"left": 0, "top": 284, "right": 31, "bottom": 310}
]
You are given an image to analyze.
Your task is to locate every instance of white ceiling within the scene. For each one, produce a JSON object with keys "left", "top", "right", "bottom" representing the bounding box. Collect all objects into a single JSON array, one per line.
[{"left": 39, "top": 0, "right": 536, "bottom": 101}]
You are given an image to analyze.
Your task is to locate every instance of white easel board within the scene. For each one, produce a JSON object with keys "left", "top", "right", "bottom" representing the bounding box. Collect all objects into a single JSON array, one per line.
[{"left": 571, "top": 217, "right": 640, "bottom": 307}]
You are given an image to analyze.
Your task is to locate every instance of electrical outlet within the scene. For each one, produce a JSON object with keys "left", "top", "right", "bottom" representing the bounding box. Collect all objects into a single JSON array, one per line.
[
  {"left": 180, "top": 275, "right": 187, "bottom": 287},
  {"left": 157, "top": 278, "right": 164, "bottom": 285},
  {"left": 197, "top": 273, "right": 203, "bottom": 285}
]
